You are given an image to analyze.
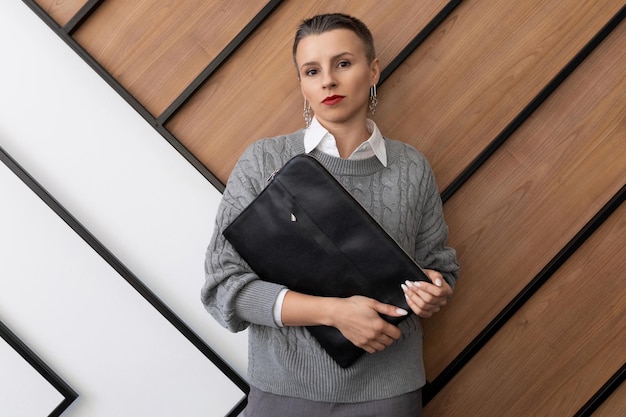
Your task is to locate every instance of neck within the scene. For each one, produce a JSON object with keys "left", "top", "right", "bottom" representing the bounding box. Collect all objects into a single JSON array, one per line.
[{"left": 324, "top": 117, "right": 370, "bottom": 158}]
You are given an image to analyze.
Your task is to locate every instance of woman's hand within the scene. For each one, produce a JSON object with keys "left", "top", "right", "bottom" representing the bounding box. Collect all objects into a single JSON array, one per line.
[
  {"left": 401, "top": 269, "right": 453, "bottom": 318},
  {"left": 281, "top": 291, "right": 407, "bottom": 353},
  {"left": 327, "top": 296, "right": 408, "bottom": 353}
]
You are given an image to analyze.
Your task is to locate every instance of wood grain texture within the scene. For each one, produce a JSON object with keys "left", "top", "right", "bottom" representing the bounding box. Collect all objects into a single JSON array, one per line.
[
  {"left": 166, "top": 0, "right": 451, "bottom": 184},
  {"left": 423, "top": 18, "right": 626, "bottom": 379},
  {"left": 424, "top": 203, "right": 626, "bottom": 417},
  {"left": 34, "top": 0, "right": 87, "bottom": 26},
  {"left": 375, "top": 0, "right": 624, "bottom": 191},
  {"left": 73, "top": 0, "right": 268, "bottom": 116}
]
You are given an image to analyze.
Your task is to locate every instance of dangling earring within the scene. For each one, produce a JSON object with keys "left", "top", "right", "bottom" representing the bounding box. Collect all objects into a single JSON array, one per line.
[
  {"left": 303, "top": 97, "right": 312, "bottom": 128},
  {"left": 369, "top": 85, "right": 378, "bottom": 115}
]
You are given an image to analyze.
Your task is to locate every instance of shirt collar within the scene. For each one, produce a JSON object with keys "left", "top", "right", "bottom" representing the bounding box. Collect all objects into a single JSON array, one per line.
[{"left": 304, "top": 117, "right": 387, "bottom": 166}]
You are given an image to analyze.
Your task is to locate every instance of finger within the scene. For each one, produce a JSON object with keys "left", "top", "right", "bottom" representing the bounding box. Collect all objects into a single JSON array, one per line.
[
  {"left": 359, "top": 330, "right": 396, "bottom": 353},
  {"left": 407, "top": 280, "right": 452, "bottom": 301},
  {"left": 402, "top": 284, "right": 446, "bottom": 316},
  {"left": 403, "top": 281, "right": 447, "bottom": 306},
  {"left": 372, "top": 300, "right": 409, "bottom": 318},
  {"left": 376, "top": 332, "right": 397, "bottom": 347}
]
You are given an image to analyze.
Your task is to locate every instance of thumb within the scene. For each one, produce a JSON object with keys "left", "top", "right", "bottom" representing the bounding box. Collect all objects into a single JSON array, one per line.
[{"left": 373, "top": 301, "right": 409, "bottom": 317}]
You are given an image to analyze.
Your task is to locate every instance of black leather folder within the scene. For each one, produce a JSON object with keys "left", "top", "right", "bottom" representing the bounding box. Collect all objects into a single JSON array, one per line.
[{"left": 223, "top": 154, "right": 430, "bottom": 368}]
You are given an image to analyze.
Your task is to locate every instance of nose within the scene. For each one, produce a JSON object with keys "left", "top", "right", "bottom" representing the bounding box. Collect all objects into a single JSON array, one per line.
[{"left": 322, "top": 70, "right": 337, "bottom": 89}]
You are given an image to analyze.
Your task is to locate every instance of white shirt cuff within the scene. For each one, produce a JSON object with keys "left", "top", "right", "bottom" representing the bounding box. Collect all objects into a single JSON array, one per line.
[{"left": 273, "top": 288, "right": 289, "bottom": 327}]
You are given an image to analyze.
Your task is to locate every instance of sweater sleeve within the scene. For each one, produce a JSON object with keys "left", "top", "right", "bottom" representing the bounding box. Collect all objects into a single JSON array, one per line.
[
  {"left": 414, "top": 157, "right": 460, "bottom": 289},
  {"left": 201, "top": 142, "right": 287, "bottom": 332}
]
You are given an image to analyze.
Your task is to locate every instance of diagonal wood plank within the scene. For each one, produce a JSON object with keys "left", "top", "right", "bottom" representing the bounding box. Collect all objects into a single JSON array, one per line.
[
  {"left": 34, "top": 0, "right": 87, "bottom": 26},
  {"left": 376, "top": 0, "right": 624, "bottom": 192},
  {"left": 167, "top": 0, "right": 454, "bottom": 184},
  {"left": 424, "top": 202, "right": 626, "bottom": 416},
  {"left": 73, "top": 0, "right": 269, "bottom": 116},
  {"left": 423, "top": 17, "right": 626, "bottom": 380}
]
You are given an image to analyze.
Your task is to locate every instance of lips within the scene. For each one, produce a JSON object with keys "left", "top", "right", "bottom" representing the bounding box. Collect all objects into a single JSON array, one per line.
[{"left": 322, "top": 95, "right": 345, "bottom": 105}]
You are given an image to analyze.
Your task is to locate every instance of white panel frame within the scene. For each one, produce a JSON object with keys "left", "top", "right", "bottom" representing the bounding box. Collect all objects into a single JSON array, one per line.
[
  {"left": 0, "top": 154, "right": 246, "bottom": 416},
  {"left": 0, "top": 1, "right": 249, "bottom": 416},
  {"left": 0, "top": 321, "right": 73, "bottom": 417}
]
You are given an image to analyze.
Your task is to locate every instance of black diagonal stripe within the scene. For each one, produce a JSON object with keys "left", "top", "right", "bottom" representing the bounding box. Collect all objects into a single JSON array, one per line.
[
  {"left": 441, "top": 4, "right": 626, "bottom": 203},
  {"left": 0, "top": 320, "right": 78, "bottom": 417},
  {"left": 573, "top": 363, "right": 626, "bottom": 417},
  {"left": 157, "top": 0, "right": 284, "bottom": 125},
  {"left": 63, "top": 0, "right": 105, "bottom": 35},
  {"left": 380, "top": 0, "right": 464, "bottom": 85},
  {"left": 0, "top": 144, "right": 250, "bottom": 396}
]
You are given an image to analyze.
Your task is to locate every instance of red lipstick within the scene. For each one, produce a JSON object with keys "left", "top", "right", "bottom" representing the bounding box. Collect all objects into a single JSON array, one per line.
[{"left": 322, "top": 95, "right": 345, "bottom": 105}]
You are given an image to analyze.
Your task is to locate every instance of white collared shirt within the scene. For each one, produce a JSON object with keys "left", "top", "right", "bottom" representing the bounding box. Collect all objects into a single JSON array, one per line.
[
  {"left": 273, "top": 117, "right": 387, "bottom": 326},
  {"left": 304, "top": 116, "right": 387, "bottom": 166}
]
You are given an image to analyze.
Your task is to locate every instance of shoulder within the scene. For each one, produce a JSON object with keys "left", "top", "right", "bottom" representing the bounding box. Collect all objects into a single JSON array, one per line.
[
  {"left": 384, "top": 137, "right": 431, "bottom": 168},
  {"left": 384, "top": 137, "right": 439, "bottom": 194},
  {"left": 225, "top": 130, "right": 306, "bottom": 195},
  {"left": 239, "top": 129, "right": 306, "bottom": 170},
  {"left": 249, "top": 129, "right": 305, "bottom": 156}
]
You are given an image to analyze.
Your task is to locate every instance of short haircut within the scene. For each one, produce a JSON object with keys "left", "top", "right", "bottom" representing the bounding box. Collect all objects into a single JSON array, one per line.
[{"left": 292, "top": 13, "right": 376, "bottom": 72}]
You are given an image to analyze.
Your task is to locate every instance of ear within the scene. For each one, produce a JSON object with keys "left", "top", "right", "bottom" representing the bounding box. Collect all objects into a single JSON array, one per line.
[
  {"left": 299, "top": 82, "right": 306, "bottom": 102},
  {"left": 370, "top": 57, "right": 381, "bottom": 85}
]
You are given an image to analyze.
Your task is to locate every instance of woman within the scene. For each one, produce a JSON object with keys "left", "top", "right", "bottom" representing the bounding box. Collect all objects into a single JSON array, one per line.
[{"left": 202, "top": 13, "right": 459, "bottom": 416}]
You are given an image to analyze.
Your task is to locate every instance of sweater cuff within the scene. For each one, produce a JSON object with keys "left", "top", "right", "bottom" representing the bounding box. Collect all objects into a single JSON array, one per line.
[{"left": 235, "top": 280, "right": 287, "bottom": 328}]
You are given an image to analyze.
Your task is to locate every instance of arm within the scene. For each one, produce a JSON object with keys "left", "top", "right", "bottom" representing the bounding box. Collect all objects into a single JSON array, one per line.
[
  {"left": 201, "top": 143, "right": 287, "bottom": 332},
  {"left": 281, "top": 291, "right": 409, "bottom": 353},
  {"left": 403, "top": 155, "right": 459, "bottom": 317}
]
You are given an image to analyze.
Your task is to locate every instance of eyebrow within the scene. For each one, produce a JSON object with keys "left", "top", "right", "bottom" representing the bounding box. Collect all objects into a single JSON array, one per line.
[{"left": 299, "top": 51, "right": 355, "bottom": 71}]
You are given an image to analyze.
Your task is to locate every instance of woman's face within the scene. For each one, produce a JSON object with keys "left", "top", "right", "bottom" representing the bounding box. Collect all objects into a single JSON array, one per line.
[{"left": 295, "top": 29, "right": 379, "bottom": 129}]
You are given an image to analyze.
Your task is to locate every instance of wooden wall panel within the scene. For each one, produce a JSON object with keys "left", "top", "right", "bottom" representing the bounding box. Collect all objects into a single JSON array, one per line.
[
  {"left": 73, "top": 0, "right": 268, "bottom": 116},
  {"left": 424, "top": 203, "right": 626, "bottom": 417},
  {"left": 423, "top": 17, "right": 626, "bottom": 379},
  {"left": 376, "top": 0, "right": 624, "bottom": 191},
  {"left": 34, "top": 0, "right": 87, "bottom": 26},
  {"left": 166, "top": 0, "right": 452, "bottom": 184}
]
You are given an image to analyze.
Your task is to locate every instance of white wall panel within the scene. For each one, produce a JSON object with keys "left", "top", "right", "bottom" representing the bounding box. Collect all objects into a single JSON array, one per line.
[
  {"left": 0, "top": 1, "right": 248, "bottom": 415},
  {"left": 0, "top": 161, "right": 244, "bottom": 416}
]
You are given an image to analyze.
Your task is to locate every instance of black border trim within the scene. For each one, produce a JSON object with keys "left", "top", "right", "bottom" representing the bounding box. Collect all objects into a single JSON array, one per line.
[
  {"left": 440, "top": 4, "right": 626, "bottom": 203},
  {"left": 574, "top": 363, "right": 626, "bottom": 417},
  {"left": 63, "top": 0, "right": 104, "bottom": 35},
  {"left": 380, "top": 0, "right": 463, "bottom": 85},
  {"left": 0, "top": 145, "right": 249, "bottom": 398},
  {"left": 423, "top": 184, "right": 626, "bottom": 405},
  {"left": 21, "top": 0, "right": 283, "bottom": 192},
  {"left": 226, "top": 397, "right": 249, "bottom": 417},
  {"left": 0, "top": 320, "right": 78, "bottom": 417},
  {"left": 158, "top": 0, "right": 284, "bottom": 125}
]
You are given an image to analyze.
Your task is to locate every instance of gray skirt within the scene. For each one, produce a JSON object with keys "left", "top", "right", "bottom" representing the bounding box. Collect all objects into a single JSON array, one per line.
[{"left": 244, "top": 386, "right": 422, "bottom": 417}]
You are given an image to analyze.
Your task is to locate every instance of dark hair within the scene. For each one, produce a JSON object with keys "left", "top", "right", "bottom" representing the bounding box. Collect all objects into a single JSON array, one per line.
[{"left": 292, "top": 13, "right": 376, "bottom": 70}]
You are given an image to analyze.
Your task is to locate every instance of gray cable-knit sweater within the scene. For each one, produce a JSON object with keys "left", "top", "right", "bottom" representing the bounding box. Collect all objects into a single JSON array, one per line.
[{"left": 202, "top": 130, "right": 458, "bottom": 403}]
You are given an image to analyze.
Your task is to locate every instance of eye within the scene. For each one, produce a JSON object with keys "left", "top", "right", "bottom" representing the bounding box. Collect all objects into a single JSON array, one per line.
[
  {"left": 337, "top": 60, "right": 351, "bottom": 69},
  {"left": 304, "top": 68, "right": 318, "bottom": 77}
]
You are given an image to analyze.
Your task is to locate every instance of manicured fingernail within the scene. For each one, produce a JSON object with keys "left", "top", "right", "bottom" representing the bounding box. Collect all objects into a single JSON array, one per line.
[
  {"left": 435, "top": 279, "right": 443, "bottom": 287},
  {"left": 401, "top": 283, "right": 408, "bottom": 292},
  {"left": 396, "top": 308, "right": 408, "bottom": 316}
]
